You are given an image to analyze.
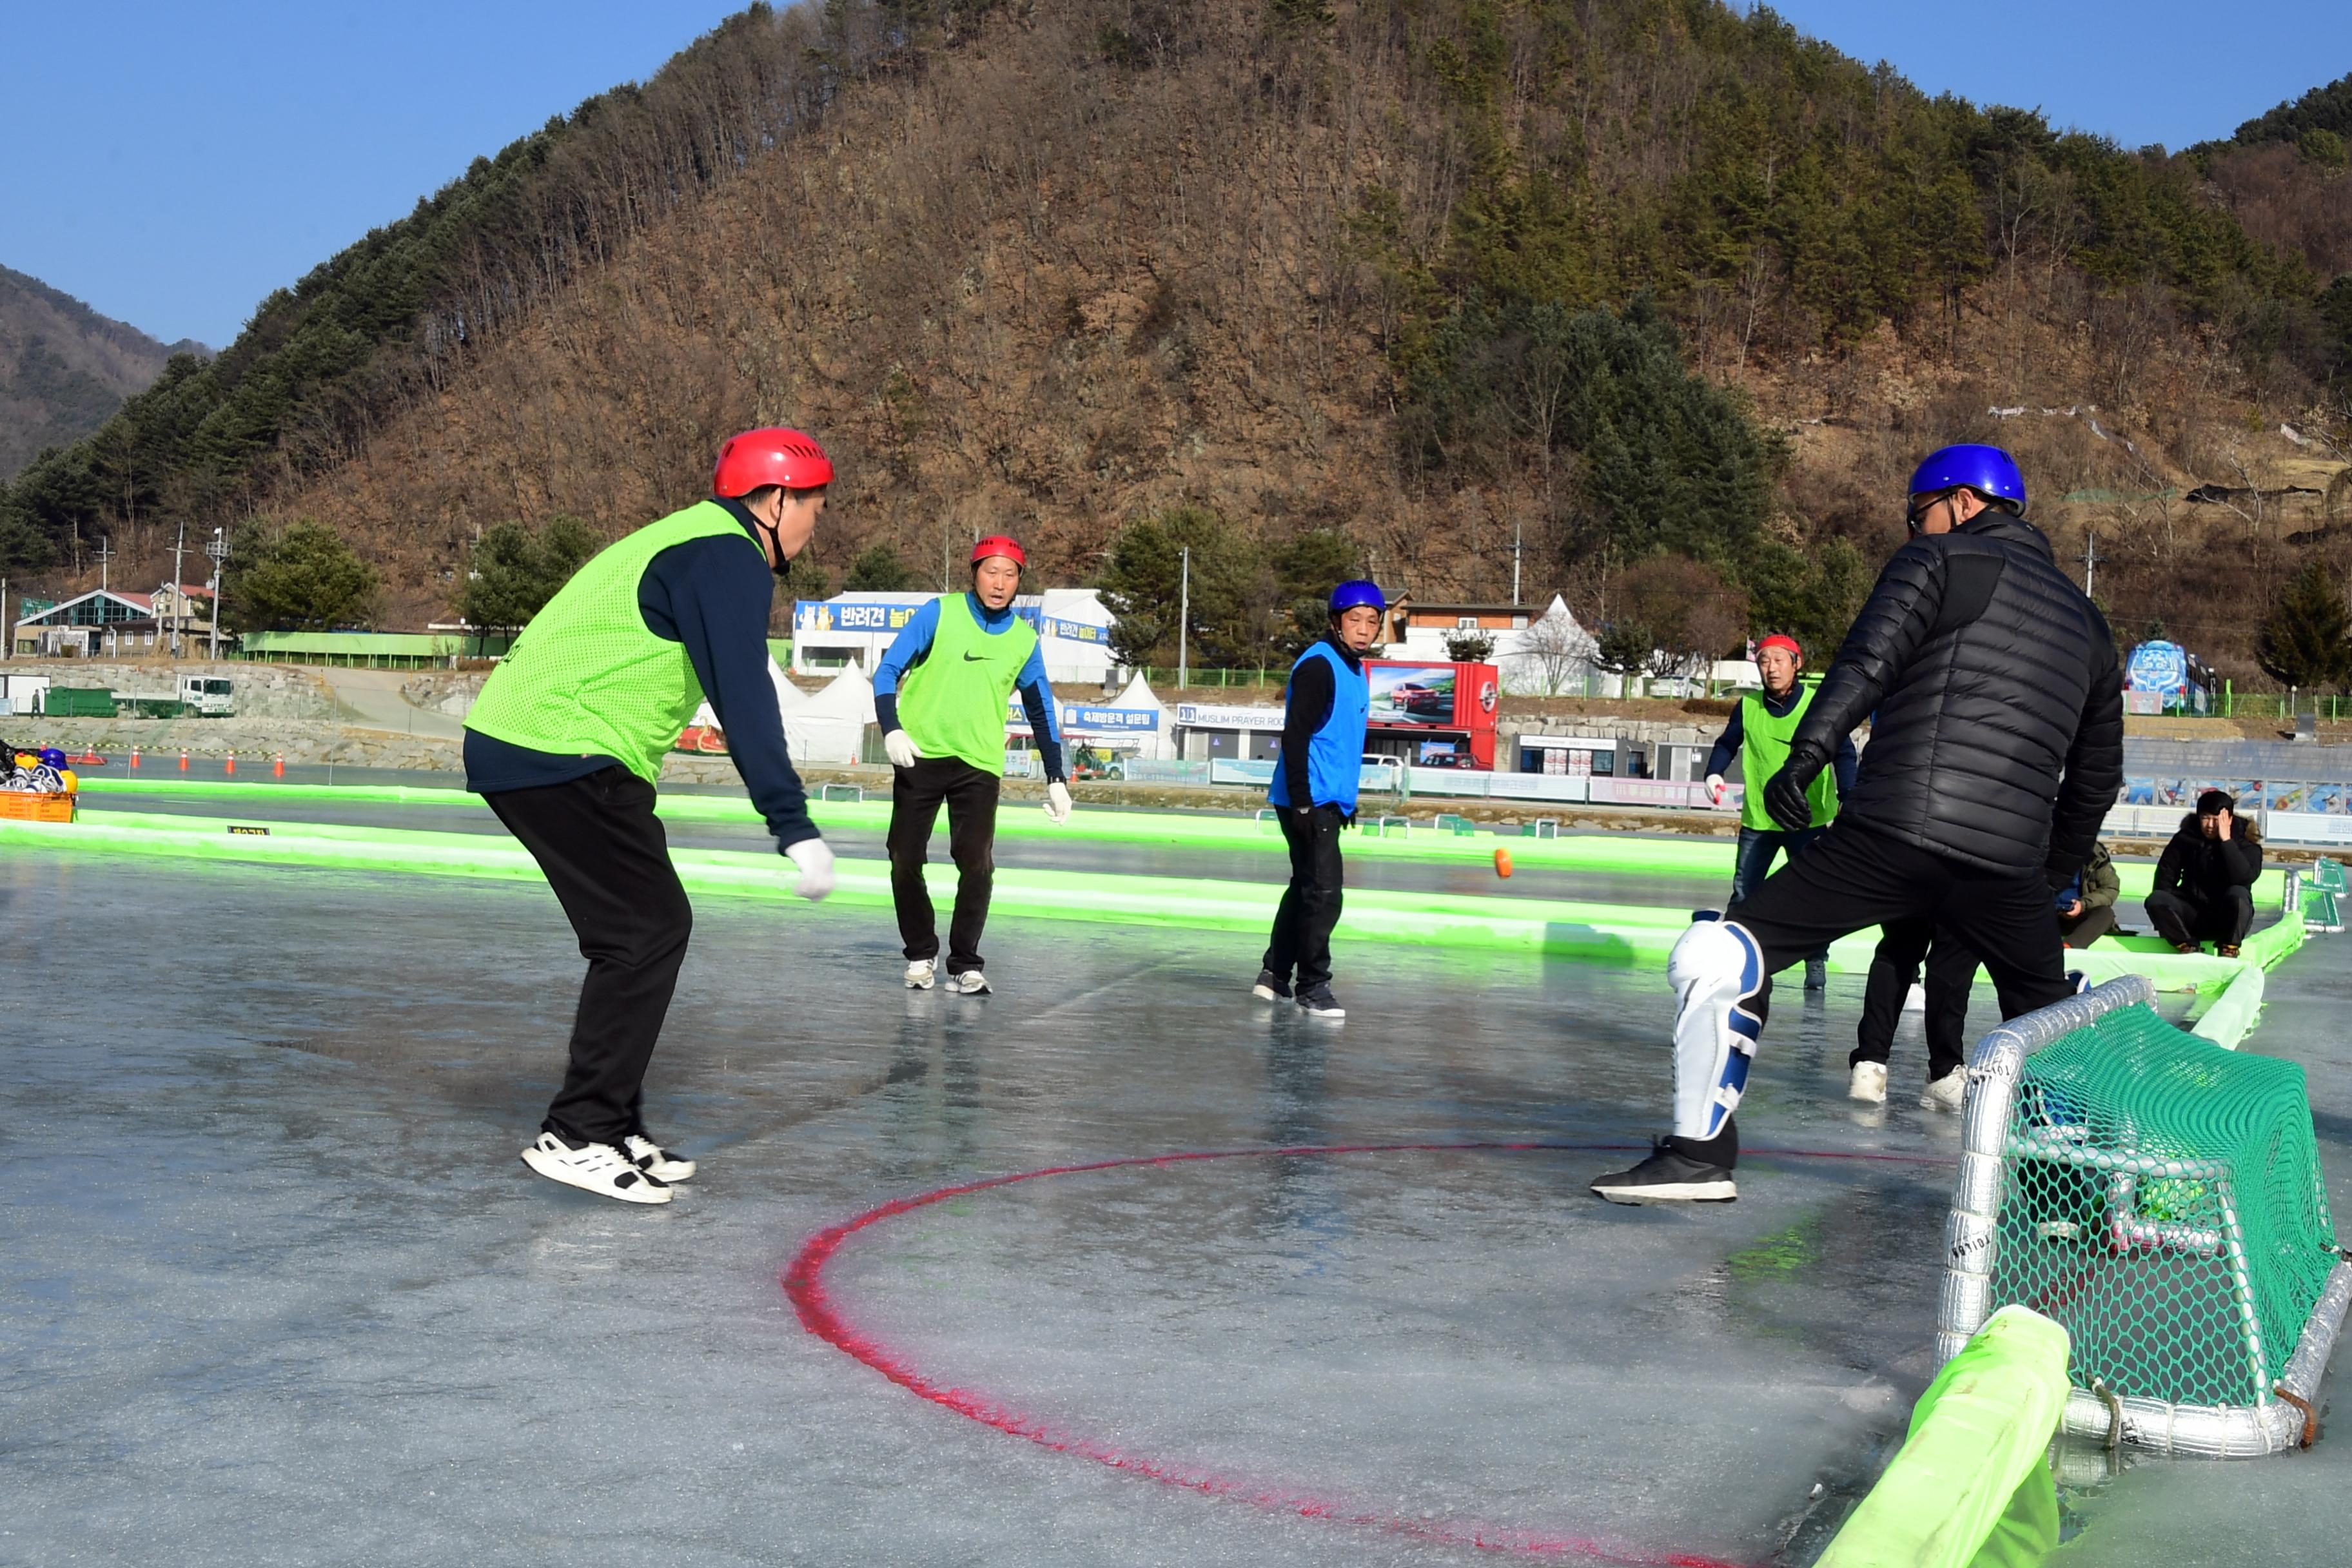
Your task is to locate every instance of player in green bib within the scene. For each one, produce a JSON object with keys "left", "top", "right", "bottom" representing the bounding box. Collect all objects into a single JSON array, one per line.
[
  {"left": 873, "top": 534, "right": 1073, "bottom": 993},
  {"left": 464, "top": 427, "right": 838, "bottom": 1205},
  {"left": 1701, "top": 633, "right": 1856, "bottom": 991}
]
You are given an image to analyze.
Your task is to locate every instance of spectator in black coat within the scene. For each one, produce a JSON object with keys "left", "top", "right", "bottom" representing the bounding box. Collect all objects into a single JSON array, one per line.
[{"left": 2146, "top": 790, "right": 2262, "bottom": 957}]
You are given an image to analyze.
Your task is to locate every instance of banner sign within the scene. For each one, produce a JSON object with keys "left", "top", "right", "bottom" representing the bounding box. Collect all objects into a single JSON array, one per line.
[
  {"left": 1006, "top": 701, "right": 1161, "bottom": 735},
  {"left": 1039, "top": 615, "right": 1109, "bottom": 645},
  {"left": 1173, "top": 702, "right": 1286, "bottom": 730},
  {"left": 15, "top": 597, "right": 55, "bottom": 619},
  {"left": 795, "top": 598, "right": 929, "bottom": 635}
]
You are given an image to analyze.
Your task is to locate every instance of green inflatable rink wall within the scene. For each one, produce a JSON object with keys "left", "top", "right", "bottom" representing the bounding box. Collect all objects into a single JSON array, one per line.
[
  {"left": 32, "top": 780, "right": 2307, "bottom": 1048},
  {"left": 1817, "top": 1306, "right": 2072, "bottom": 1568},
  {"left": 68, "top": 774, "right": 2298, "bottom": 902}
]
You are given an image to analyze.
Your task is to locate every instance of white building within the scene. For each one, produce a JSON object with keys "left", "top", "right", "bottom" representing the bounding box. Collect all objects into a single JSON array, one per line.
[{"left": 790, "top": 589, "right": 1116, "bottom": 687}]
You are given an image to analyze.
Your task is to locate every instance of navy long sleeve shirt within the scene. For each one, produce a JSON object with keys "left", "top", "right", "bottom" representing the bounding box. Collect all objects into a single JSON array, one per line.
[{"left": 464, "top": 497, "right": 818, "bottom": 849}]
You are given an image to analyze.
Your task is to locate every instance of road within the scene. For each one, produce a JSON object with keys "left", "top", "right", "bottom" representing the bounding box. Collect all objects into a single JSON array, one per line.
[{"left": 313, "top": 665, "right": 467, "bottom": 739}]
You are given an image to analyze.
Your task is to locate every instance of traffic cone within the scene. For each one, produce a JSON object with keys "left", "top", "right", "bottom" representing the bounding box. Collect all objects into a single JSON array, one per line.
[
  {"left": 130, "top": 747, "right": 141, "bottom": 769},
  {"left": 273, "top": 752, "right": 285, "bottom": 777},
  {"left": 225, "top": 750, "right": 236, "bottom": 775},
  {"left": 179, "top": 749, "right": 189, "bottom": 770}
]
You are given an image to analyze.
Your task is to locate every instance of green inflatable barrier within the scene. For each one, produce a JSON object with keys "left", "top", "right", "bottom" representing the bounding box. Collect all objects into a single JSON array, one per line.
[
  {"left": 72, "top": 776, "right": 2292, "bottom": 900},
  {"left": 1817, "top": 1305, "right": 2069, "bottom": 1568},
  {"left": 1, "top": 806, "right": 2304, "bottom": 1045}
]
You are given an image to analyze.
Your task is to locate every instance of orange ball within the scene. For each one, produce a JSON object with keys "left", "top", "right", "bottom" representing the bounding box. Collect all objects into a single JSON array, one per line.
[{"left": 1493, "top": 847, "right": 1513, "bottom": 878}]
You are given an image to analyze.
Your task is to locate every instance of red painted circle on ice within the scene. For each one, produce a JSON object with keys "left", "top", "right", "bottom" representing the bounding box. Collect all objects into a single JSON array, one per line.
[{"left": 784, "top": 1141, "right": 1948, "bottom": 1567}]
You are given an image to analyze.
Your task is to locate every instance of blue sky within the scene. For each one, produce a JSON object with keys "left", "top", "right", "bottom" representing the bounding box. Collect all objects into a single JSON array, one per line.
[{"left": 2, "top": 1, "right": 2347, "bottom": 349}]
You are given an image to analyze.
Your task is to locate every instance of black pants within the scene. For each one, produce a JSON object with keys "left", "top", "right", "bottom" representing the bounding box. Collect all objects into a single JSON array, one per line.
[
  {"left": 1854, "top": 919, "right": 1976, "bottom": 1083},
  {"left": 1262, "top": 805, "right": 1346, "bottom": 989},
  {"left": 2145, "top": 887, "right": 2253, "bottom": 948},
  {"left": 2059, "top": 905, "right": 2118, "bottom": 947},
  {"left": 1726, "top": 821, "right": 2073, "bottom": 1039},
  {"left": 888, "top": 756, "right": 1001, "bottom": 973},
  {"left": 487, "top": 767, "right": 692, "bottom": 1148}
]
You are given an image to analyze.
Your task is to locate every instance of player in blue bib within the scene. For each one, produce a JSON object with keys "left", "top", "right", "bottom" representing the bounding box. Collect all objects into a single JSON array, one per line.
[{"left": 1253, "top": 580, "right": 1382, "bottom": 1019}]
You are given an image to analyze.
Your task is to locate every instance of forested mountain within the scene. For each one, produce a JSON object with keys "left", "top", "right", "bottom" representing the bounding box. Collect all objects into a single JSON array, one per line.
[
  {"left": 5, "top": 0, "right": 2350, "bottom": 679},
  {"left": 0, "top": 266, "right": 203, "bottom": 484}
]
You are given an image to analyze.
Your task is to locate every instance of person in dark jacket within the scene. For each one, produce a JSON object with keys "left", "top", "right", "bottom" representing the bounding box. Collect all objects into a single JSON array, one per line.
[
  {"left": 2057, "top": 839, "right": 2122, "bottom": 947},
  {"left": 1253, "top": 580, "right": 1384, "bottom": 1021},
  {"left": 1594, "top": 443, "right": 2124, "bottom": 1204},
  {"left": 2146, "top": 792, "right": 2262, "bottom": 956}
]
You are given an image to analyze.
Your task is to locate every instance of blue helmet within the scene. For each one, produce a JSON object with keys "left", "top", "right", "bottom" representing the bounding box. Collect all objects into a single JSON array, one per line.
[
  {"left": 37, "top": 747, "right": 68, "bottom": 769},
  {"left": 1328, "top": 579, "right": 1386, "bottom": 616},
  {"left": 1908, "top": 444, "right": 2026, "bottom": 511}
]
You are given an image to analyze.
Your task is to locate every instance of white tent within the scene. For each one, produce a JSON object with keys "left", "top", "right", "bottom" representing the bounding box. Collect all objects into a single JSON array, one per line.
[
  {"left": 782, "top": 667, "right": 875, "bottom": 766},
  {"left": 690, "top": 656, "right": 808, "bottom": 732},
  {"left": 1494, "top": 594, "right": 1601, "bottom": 696},
  {"left": 1095, "top": 671, "right": 1175, "bottom": 761}
]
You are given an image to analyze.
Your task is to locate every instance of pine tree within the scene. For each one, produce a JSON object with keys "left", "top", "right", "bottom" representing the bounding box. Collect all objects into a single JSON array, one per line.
[{"left": 2255, "top": 563, "right": 2352, "bottom": 690}]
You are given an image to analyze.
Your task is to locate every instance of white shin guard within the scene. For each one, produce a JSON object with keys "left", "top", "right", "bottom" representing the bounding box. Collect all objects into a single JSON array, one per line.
[{"left": 1667, "top": 916, "right": 1765, "bottom": 1141}]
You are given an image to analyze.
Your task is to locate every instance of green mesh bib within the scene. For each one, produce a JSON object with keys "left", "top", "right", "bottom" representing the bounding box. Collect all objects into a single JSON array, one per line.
[
  {"left": 1739, "top": 683, "right": 1840, "bottom": 831},
  {"left": 897, "top": 593, "right": 1036, "bottom": 776},
  {"left": 465, "top": 501, "right": 756, "bottom": 783}
]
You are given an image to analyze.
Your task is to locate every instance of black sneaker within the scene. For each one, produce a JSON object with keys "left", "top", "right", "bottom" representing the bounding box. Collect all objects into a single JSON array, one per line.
[
  {"left": 1252, "top": 969, "right": 1292, "bottom": 1001},
  {"left": 1295, "top": 983, "right": 1345, "bottom": 1019},
  {"left": 1590, "top": 1136, "right": 1737, "bottom": 1204},
  {"left": 1803, "top": 957, "right": 1828, "bottom": 991}
]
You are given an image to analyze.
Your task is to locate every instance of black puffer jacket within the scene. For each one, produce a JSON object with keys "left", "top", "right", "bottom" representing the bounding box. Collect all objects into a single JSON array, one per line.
[
  {"left": 2153, "top": 814, "right": 2264, "bottom": 900},
  {"left": 1784, "top": 513, "right": 2123, "bottom": 875}
]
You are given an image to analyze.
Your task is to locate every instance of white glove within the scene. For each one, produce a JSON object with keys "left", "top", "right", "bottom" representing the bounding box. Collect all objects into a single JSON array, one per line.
[
  {"left": 883, "top": 729, "right": 921, "bottom": 769},
  {"left": 1705, "top": 773, "right": 1726, "bottom": 806},
  {"left": 785, "top": 837, "right": 836, "bottom": 902},
  {"left": 1044, "top": 780, "right": 1073, "bottom": 824}
]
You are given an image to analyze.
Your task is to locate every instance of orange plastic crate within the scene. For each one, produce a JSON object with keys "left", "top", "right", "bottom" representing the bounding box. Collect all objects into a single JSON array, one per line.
[{"left": 0, "top": 790, "right": 75, "bottom": 823}]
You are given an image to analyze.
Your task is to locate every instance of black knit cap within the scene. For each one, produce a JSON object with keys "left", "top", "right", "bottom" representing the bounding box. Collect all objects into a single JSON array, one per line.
[{"left": 2196, "top": 789, "right": 2236, "bottom": 816}]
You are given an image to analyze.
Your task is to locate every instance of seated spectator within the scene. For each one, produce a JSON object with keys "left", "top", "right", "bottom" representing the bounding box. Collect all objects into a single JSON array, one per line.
[
  {"left": 2057, "top": 839, "right": 2121, "bottom": 947},
  {"left": 2146, "top": 791, "right": 2262, "bottom": 957}
]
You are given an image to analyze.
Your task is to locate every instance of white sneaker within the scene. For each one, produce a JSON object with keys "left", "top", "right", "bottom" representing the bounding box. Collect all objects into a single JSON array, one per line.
[
  {"left": 1922, "top": 1070, "right": 1968, "bottom": 1112},
  {"left": 948, "top": 969, "right": 992, "bottom": 994},
  {"left": 624, "top": 1134, "right": 696, "bottom": 1183},
  {"left": 520, "top": 1131, "right": 672, "bottom": 1204},
  {"left": 1848, "top": 1061, "right": 1888, "bottom": 1104},
  {"left": 905, "top": 959, "right": 936, "bottom": 990}
]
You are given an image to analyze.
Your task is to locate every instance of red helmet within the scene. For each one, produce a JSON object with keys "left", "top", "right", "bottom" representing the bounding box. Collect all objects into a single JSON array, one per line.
[
  {"left": 971, "top": 534, "right": 1027, "bottom": 569},
  {"left": 712, "top": 427, "right": 833, "bottom": 496}
]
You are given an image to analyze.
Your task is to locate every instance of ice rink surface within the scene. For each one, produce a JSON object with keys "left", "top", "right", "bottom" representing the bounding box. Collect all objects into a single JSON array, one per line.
[{"left": 5, "top": 834, "right": 2349, "bottom": 1566}]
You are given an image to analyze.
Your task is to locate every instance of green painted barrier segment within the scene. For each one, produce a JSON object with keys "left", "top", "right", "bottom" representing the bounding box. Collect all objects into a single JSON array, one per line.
[
  {"left": 71, "top": 777, "right": 2295, "bottom": 903},
  {"left": 1817, "top": 1306, "right": 2069, "bottom": 1568},
  {"left": 0, "top": 809, "right": 2305, "bottom": 1043}
]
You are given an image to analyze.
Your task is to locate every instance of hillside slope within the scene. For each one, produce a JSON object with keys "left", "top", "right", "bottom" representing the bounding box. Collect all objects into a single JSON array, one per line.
[
  {"left": 0, "top": 266, "right": 201, "bottom": 482},
  {"left": 8, "top": 0, "right": 2351, "bottom": 681}
]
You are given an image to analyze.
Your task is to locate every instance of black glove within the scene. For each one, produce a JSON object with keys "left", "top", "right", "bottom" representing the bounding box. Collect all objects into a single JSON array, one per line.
[{"left": 1762, "top": 764, "right": 1814, "bottom": 834}]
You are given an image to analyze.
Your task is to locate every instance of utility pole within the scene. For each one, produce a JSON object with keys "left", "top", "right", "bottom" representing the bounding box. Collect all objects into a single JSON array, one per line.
[
  {"left": 1, "top": 576, "right": 8, "bottom": 661},
  {"left": 170, "top": 520, "right": 188, "bottom": 658},
  {"left": 206, "top": 528, "right": 230, "bottom": 660},
  {"left": 1512, "top": 518, "right": 1523, "bottom": 605},
  {"left": 1177, "top": 545, "right": 1190, "bottom": 692},
  {"left": 95, "top": 537, "right": 115, "bottom": 592},
  {"left": 2081, "top": 529, "right": 2101, "bottom": 600}
]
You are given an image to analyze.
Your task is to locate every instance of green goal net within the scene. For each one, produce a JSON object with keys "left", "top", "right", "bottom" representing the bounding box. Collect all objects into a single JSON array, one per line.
[{"left": 1939, "top": 976, "right": 2352, "bottom": 1456}]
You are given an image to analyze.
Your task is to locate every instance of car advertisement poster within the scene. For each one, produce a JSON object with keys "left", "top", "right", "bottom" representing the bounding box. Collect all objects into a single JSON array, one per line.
[
  {"left": 1367, "top": 663, "right": 1460, "bottom": 726},
  {"left": 1361, "top": 660, "right": 1501, "bottom": 769}
]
